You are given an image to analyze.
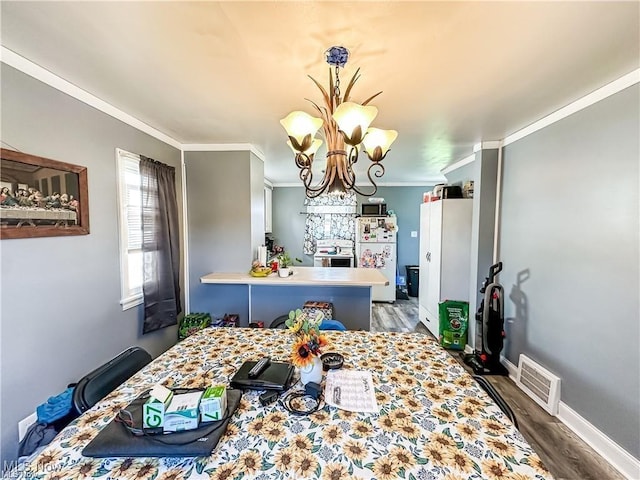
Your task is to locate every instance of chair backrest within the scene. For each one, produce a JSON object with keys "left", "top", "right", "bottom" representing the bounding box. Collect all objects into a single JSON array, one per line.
[
  {"left": 319, "top": 319, "right": 347, "bottom": 331},
  {"left": 269, "top": 315, "right": 289, "bottom": 329},
  {"left": 73, "top": 347, "right": 152, "bottom": 414}
]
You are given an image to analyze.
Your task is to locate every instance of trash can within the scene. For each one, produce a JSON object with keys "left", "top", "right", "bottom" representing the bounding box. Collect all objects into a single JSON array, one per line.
[{"left": 405, "top": 265, "right": 419, "bottom": 297}]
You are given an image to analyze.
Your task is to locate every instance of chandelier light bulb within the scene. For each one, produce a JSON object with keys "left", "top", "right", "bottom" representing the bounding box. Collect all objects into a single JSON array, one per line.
[
  {"left": 363, "top": 128, "right": 398, "bottom": 160},
  {"left": 333, "top": 102, "right": 378, "bottom": 146},
  {"left": 280, "top": 111, "right": 324, "bottom": 150}
]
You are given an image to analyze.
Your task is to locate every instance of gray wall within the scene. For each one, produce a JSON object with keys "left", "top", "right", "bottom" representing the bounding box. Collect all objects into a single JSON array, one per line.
[
  {"left": 271, "top": 185, "right": 434, "bottom": 280},
  {"left": 356, "top": 186, "right": 434, "bottom": 282},
  {"left": 0, "top": 65, "right": 183, "bottom": 464},
  {"left": 500, "top": 84, "right": 639, "bottom": 457},
  {"left": 271, "top": 187, "right": 310, "bottom": 264},
  {"left": 185, "top": 151, "right": 264, "bottom": 323}
]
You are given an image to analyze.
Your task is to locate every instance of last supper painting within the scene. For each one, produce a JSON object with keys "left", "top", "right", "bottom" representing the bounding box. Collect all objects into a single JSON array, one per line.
[{"left": 1, "top": 149, "right": 89, "bottom": 239}]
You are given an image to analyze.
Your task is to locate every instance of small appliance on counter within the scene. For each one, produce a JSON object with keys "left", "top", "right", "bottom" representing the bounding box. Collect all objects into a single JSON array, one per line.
[{"left": 429, "top": 184, "right": 463, "bottom": 201}]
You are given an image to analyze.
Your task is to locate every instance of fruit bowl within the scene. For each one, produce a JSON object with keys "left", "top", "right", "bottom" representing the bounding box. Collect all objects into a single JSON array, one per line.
[{"left": 249, "top": 267, "right": 273, "bottom": 277}]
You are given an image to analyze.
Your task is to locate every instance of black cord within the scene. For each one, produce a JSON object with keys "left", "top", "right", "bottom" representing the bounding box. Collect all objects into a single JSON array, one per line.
[{"left": 279, "top": 391, "right": 322, "bottom": 416}]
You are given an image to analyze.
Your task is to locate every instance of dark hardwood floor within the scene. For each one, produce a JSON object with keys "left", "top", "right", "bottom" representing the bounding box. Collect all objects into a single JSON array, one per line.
[{"left": 371, "top": 296, "right": 624, "bottom": 480}]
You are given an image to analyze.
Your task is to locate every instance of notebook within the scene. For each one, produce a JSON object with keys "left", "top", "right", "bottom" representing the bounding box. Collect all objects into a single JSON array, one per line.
[
  {"left": 82, "top": 389, "right": 242, "bottom": 458},
  {"left": 230, "top": 360, "right": 295, "bottom": 391}
]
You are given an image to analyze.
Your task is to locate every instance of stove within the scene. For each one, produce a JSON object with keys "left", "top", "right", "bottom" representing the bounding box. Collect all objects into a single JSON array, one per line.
[{"left": 314, "top": 239, "right": 354, "bottom": 267}]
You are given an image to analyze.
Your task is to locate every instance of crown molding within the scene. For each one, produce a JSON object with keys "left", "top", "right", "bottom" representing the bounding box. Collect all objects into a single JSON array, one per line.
[
  {"left": 446, "top": 69, "right": 639, "bottom": 171},
  {"left": 441, "top": 153, "right": 476, "bottom": 175},
  {"left": 182, "top": 143, "right": 265, "bottom": 161},
  {"left": 504, "top": 68, "right": 640, "bottom": 146},
  {"left": 1, "top": 47, "right": 182, "bottom": 150},
  {"left": 473, "top": 141, "right": 503, "bottom": 152}
]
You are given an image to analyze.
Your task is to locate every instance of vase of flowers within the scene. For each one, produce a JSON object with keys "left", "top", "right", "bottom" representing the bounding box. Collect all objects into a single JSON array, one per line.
[{"left": 286, "top": 309, "right": 328, "bottom": 385}]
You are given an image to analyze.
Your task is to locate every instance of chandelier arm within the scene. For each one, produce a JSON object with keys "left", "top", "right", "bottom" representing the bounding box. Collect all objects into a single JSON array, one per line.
[
  {"left": 342, "top": 166, "right": 357, "bottom": 189},
  {"left": 299, "top": 165, "right": 314, "bottom": 188},
  {"left": 297, "top": 153, "right": 332, "bottom": 196},
  {"left": 370, "top": 161, "right": 386, "bottom": 179},
  {"left": 350, "top": 162, "right": 385, "bottom": 196},
  {"left": 302, "top": 162, "right": 335, "bottom": 197},
  {"left": 295, "top": 153, "right": 311, "bottom": 170},
  {"left": 340, "top": 147, "right": 359, "bottom": 188}
]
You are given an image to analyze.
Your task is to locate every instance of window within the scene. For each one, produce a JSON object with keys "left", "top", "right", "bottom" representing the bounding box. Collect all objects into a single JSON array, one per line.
[{"left": 116, "top": 148, "right": 143, "bottom": 309}]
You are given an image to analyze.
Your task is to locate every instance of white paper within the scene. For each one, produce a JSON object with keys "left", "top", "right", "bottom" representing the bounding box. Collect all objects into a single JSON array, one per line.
[
  {"left": 324, "top": 370, "right": 378, "bottom": 413},
  {"left": 258, "top": 245, "right": 267, "bottom": 266}
]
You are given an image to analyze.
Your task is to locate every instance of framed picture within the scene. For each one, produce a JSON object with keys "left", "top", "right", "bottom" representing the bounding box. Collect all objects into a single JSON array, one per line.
[{"left": 1, "top": 148, "right": 89, "bottom": 239}]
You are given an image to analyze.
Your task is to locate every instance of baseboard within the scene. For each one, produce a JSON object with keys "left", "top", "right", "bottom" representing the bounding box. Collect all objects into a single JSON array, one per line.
[
  {"left": 502, "top": 358, "right": 640, "bottom": 479},
  {"left": 556, "top": 403, "right": 640, "bottom": 479},
  {"left": 502, "top": 357, "right": 518, "bottom": 379}
]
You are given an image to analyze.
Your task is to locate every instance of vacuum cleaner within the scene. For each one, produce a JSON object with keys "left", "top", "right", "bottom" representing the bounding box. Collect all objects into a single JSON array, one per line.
[{"left": 464, "top": 262, "right": 509, "bottom": 376}]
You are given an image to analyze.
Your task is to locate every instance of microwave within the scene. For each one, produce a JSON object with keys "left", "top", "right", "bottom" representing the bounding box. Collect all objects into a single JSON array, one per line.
[{"left": 361, "top": 203, "right": 387, "bottom": 216}]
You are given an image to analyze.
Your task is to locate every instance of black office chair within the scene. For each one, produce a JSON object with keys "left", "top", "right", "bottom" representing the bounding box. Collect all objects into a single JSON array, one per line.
[
  {"left": 472, "top": 375, "right": 519, "bottom": 429},
  {"left": 269, "top": 315, "right": 289, "bottom": 329},
  {"left": 72, "top": 346, "right": 152, "bottom": 414}
]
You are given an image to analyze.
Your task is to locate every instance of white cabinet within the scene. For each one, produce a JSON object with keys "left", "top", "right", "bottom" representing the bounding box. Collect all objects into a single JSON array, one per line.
[
  {"left": 264, "top": 185, "right": 272, "bottom": 233},
  {"left": 419, "top": 199, "right": 472, "bottom": 338}
]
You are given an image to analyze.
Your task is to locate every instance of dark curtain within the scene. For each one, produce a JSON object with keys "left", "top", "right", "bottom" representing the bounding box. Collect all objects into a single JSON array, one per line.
[{"left": 140, "top": 156, "right": 181, "bottom": 334}]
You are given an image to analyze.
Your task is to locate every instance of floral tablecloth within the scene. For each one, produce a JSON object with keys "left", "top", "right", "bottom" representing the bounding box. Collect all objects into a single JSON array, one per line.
[{"left": 25, "top": 328, "right": 553, "bottom": 480}]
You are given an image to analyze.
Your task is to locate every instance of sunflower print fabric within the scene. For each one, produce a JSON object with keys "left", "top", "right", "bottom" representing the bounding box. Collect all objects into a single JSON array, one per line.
[{"left": 25, "top": 328, "right": 553, "bottom": 479}]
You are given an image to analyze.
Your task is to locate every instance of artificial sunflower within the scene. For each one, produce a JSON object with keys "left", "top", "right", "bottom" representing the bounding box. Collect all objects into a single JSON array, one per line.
[{"left": 287, "top": 309, "right": 330, "bottom": 367}]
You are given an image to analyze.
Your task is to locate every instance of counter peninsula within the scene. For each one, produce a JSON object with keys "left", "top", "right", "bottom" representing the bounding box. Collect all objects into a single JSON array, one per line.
[{"left": 200, "top": 267, "right": 388, "bottom": 330}]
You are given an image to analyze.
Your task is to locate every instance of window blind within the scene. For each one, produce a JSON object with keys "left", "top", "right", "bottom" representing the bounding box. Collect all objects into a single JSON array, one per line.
[{"left": 121, "top": 155, "right": 142, "bottom": 251}]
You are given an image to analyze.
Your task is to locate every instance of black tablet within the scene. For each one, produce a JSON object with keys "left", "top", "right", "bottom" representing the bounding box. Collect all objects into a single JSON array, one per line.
[{"left": 230, "top": 360, "right": 294, "bottom": 391}]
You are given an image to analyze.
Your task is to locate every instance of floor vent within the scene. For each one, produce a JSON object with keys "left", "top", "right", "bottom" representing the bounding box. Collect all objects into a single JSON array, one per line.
[{"left": 516, "top": 354, "right": 561, "bottom": 416}]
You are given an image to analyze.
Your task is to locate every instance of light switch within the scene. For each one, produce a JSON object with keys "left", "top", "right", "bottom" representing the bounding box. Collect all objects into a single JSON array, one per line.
[{"left": 411, "top": 231, "right": 418, "bottom": 238}]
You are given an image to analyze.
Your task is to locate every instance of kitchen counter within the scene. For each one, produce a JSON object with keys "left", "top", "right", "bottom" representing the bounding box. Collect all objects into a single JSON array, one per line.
[
  {"left": 199, "top": 267, "right": 389, "bottom": 330},
  {"left": 201, "top": 266, "right": 388, "bottom": 287}
]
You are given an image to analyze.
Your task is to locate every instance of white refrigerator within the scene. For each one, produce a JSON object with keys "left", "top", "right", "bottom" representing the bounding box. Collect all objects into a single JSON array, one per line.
[{"left": 355, "top": 215, "right": 397, "bottom": 302}]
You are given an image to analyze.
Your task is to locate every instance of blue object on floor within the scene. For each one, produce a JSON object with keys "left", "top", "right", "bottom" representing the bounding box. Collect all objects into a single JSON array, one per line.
[
  {"left": 36, "top": 387, "right": 74, "bottom": 424},
  {"left": 319, "top": 319, "right": 347, "bottom": 331}
]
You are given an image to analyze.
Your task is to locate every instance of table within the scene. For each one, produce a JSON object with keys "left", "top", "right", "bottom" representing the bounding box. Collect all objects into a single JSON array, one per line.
[
  {"left": 24, "top": 328, "right": 553, "bottom": 479},
  {"left": 199, "top": 267, "right": 389, "bottom": 330},
  {"left": 0, "top": 206, "right": 77, "bottom": 227}
]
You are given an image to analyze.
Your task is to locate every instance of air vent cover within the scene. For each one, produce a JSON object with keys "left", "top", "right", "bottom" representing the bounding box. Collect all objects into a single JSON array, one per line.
[{"left": 516, "top": 354, "right": 561, "bottom": 416}]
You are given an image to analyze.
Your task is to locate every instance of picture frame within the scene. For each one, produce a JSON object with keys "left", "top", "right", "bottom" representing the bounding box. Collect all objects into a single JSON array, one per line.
[{"left": 1, "top": 148, "right": 89, "bottom": 239}]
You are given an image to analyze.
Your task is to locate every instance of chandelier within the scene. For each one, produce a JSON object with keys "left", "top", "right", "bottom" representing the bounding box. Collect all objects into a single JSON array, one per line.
[{"left": 280, "top": 46, "right": 398, "bottom": 198}]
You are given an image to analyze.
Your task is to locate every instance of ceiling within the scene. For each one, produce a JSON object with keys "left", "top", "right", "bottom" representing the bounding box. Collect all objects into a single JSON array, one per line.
[{"left": 1, "top": 1, "right": 638, "bottom": 186}]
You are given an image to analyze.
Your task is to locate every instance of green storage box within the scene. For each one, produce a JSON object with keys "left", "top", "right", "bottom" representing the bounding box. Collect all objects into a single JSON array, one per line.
[
  {"left": 178, "top": 313, "right": 212, "bottom": 341},
  {"left": 438, "top": 300, "right": 469, "bottom": 350}
]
